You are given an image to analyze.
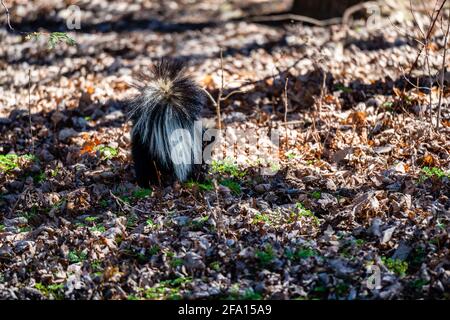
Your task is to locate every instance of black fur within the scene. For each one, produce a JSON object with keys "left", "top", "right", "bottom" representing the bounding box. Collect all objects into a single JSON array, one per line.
[{"left": 127, "top": 59, "right": 206, "bottom": 188}]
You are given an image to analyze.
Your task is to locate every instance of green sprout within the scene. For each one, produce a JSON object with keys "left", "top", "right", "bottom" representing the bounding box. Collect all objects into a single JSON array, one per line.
[
  {"left": 255, "top": 244, "right": 275, "bottom": 266},
  {"left": 0, "top": 154, "right": 36, "bottom": 172},
  {"left": 382, "top": 257, "right": 408, "bottom": 277},
  {"left": 211, "top": 159, "right": 246, "bottom": 179},
  {"left": 95, "top": 145, "right": 119, "bottom": 160},
  {"left": 185, "top": 179, "right": 214, "bottom": 191},
  {"left": 68, "top": 250, "right": 88, "bottom": 264},
  {"left": 132, "top": 187, "right": 153, "bottom": 199},
  {"left": 295, "top": 203, "right": 320, "bottom": 226},
  {"left": 26, "top": 32, "right": 77, "bottom": 50},
  {"left": 220, "top": 179, "right": 241, "bottom": 195}
]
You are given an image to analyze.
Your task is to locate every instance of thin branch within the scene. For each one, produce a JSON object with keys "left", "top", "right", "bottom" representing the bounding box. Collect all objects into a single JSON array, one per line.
[
  {"left": 1, "top": 0, "right": 14, "bottom": 31},
  {"left": 409, "top": 0, "right": 448, "bottom": 74},
  {"left": 201, "top": 87, "right": 218, "bottom": 107},
  {"left": 249, "top": 13, "right": 340, "bottom": 27},
  {"left": 282, "top": 77, "right": 289, "bottom": 151},
  {"left": 437, "top": 9, "right": 450, "bottom": 129},
  {"left": 28, "top": 69, "right": 34, "bottom": 154},
  {"left": 220, "top": 89, "right": 245, "bottom": 101},
  {"left": 217, "top": 48, "right": 224, "bottom": 131}
]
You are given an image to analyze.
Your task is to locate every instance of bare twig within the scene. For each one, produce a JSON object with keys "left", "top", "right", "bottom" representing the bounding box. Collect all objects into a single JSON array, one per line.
[
  {"left": 409, "top": 0, "right": 448, "bottom": 74},
  {"left": 28, "top": 69, "right": 34, "bottom": 153},
  {"left": 1, "top": 0, "right": 14, "bottom": 31},
  {"left": 282, "top": 77, "right": 289, "bottom": 151},
  {"left": 437, "top": 9, "right": 450, "bottom": 129},
  {"left": 221, "top": 89, "right": 244, "bottom": 101},
  {"left": 109, "top": 190, "right": 195, "bottom": 215},
  {"left": 217, "top": 48, "right": 224, "bottom": 131},
  {"left": 249, "top": 13, "right": 340, "bottom": 27}
]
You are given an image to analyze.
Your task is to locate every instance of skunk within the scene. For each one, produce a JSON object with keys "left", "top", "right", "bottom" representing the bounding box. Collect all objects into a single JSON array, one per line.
[{"left": 127, "top": 59, "right": 206, "bottom": 187}]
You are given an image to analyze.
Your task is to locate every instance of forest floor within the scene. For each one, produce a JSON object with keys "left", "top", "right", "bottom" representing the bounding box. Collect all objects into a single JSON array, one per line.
[{"left": 0, "top": 0, "right": 449, "bottom": 300}]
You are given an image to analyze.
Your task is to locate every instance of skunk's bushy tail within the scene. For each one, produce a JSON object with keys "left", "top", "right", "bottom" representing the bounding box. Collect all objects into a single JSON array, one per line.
[{"left": 128, "top": 59, "right": 205, "bottom": 185}]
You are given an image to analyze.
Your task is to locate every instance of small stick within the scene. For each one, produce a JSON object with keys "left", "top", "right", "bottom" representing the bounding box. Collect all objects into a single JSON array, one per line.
[
  {"left": 28, "top": 69, "right": 34, "bottom": 154},
  {"left": 437, "top": 9, "right": 450, "bottom": 130},
  {"left": 409, "top": 0, "right": 448, "bottom": 74},
  {"left": 249, "top": 13, "right": 340, "bottom": 27},
  {"left": 217, "top": 48, "right": 224, "bottom": 131},
  {"left": 282, "top": 77, "right": 289, "bottom": 151},
  {"left": 1, "top": 0, "right": 14, "bottom": 31}
]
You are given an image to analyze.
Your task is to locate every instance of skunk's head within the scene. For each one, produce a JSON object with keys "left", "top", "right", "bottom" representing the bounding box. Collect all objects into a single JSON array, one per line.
[{"left": 128, "top": 59, "right": 205, "bottom": 120}]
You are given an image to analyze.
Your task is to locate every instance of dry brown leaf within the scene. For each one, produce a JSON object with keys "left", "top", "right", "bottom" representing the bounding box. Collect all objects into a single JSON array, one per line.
[{"left": 346, "top": 111, "right": 367, "bottom": 126}]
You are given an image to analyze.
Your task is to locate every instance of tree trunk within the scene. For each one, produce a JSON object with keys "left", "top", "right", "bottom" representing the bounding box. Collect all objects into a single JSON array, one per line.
[{"left": 291, "top": 0, "right": 364, "bottom": 20}]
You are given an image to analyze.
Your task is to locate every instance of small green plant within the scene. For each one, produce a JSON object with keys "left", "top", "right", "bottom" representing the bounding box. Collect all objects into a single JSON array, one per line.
[
  {"left": 35, "top": 283, "right": 64, "bottom": 299},
  {"left": 310, "top": 191, "right": 322, "bottom": 200},
  {"left": 170, "top": 258, "right": 184, "bottom": 268},
  {"left": 91, "top": 260, "right": 103, "bottom": 273},
  {"left": 409, "top": 279, "right": 428, "bottom": 291},
  {"left": 211, "top": 159, "right": 246, "bottom": 178},
  {"left": 68, "top": 250, "right": 88, "bottom": 264},
  {"left": 285, "top": 150, "right": 299, "bottom": 160},
  {"left": 0, "top": 224, "right": 4, "bottom": 232},
  {"left": 0, "top": 154, "right": 35, "bottom": 172},
  {"left": 255, "top": 244, "right": 275, "bottom": 266},
  {"left": 26, "top": 31, "right": 77, "bottom": 49},
  {"left": 185, "top": 179, "right": 214, "bottom": 191},
  {"left": 285, "top": 246, "right": 317, "bottom": 260},
  {"left": 89, "top": 225, "right": 106, "bottom": 233},
  {"left": 19, "top": 226, "right": 32, "bottom": 233},
  {"left": 95, "top": 145, "right": 119, "bottom": 160},
  {"left": 126, "top": 214, "right": 138, "bottom": 229},
  {"left": 409, "top": 247, "right": 427, "bottom": 269},
  {"left": 132, "top": 187, "right": 153, "bottom": 199},
  {"left": 33, "top": 171, "right": 46, "bottom": 183},
  {"left": 252, "top": 212, "right": 271, "bottom": 225},
  {"left": 84, "top": 216, "right": 99, "bottom": 223},
  {"left": 144, "top": 277, "right": 192, "bottom": 300},
  {"left": 295, "top": 203, "right": 320, "bottom": 226},
  {"left": 148, "top": 245, "right": 160, "bottom": 256},
  {"left": 420, "top": 166, "right": 449, "bottom": 182},
  {"left": 382, "top": 257, "right": 408, "bottom": 276},
  {"left": 220, "top": 179, "right": 241, "bottom": 195},
  {"left": 210, "top": 261, "right": 221, "bottom": 271},
  {"left": 99, "top": 199, "right": 108, "bottom": 208},
  {"left": 189, "top": 215, "right": 210, "bottom": 230},
  {"left": 146, "top": 218, "right": 156, "bottom": 228},
  {"left": 226, "top": 285, "right": 262, "bottom": 300}
]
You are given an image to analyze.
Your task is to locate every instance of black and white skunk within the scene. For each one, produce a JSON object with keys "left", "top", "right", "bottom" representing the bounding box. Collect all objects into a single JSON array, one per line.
[{"left": 127, "top": 59, "right": 206, "bottom": 187}]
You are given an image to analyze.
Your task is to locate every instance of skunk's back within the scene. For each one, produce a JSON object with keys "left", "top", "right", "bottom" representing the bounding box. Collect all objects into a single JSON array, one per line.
[{"left": 129, "top": 59, "right": 205, "bottom": 119}]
